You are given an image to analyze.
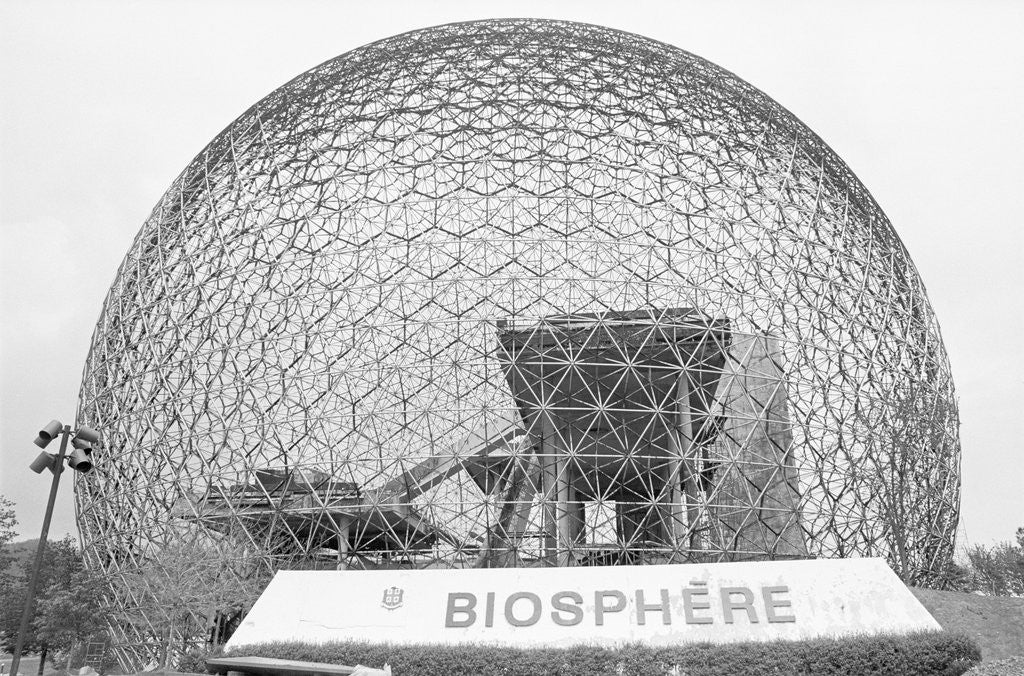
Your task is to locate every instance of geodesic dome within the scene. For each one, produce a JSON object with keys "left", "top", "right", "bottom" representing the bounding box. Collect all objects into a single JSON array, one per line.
[{"left": 76, "top": 18, "right": 960, "bottom": 662}]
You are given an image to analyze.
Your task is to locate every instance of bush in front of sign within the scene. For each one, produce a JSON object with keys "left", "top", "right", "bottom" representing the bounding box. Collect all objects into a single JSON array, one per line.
[{"left": 217, "top": 631, "right": 981, "bottom": 676}]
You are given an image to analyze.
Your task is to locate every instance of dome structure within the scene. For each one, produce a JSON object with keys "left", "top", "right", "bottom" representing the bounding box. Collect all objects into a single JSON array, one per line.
[{"left": 76, "top": 18, "right": 960, "bottom": 661}]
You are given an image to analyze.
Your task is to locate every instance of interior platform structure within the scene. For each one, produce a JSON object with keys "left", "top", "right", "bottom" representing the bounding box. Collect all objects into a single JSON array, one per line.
[
  {"left": 487, "top": 308, "right": 806, "bottom": 566},
  {"left": 185, "top": 309, "right": 806, "bottom": 570},
  {"left": 181, "top": 416, "right": 525, "bottom": 570},
  {"left": 494, "top": 308, "right": 727, "bottom": 566}
]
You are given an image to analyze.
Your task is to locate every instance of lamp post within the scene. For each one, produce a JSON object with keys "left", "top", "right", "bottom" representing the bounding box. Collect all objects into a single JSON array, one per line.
[{"left": 9, "top": 420, "right": 99, "bottom": 676}]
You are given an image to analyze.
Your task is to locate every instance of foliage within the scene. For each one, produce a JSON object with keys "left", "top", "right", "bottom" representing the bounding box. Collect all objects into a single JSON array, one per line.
[
  {"left": 224, "top": 631, "right": 980, "bottom": 676},
  {"left": 932, "top": 558, "right": 973, "bottom": 592},
  {"left": 862, "top": 381, "right": 960, "bottom": 587},
  {"left": 115, "top": 535, "right": 265, "bottom": 667},
  {"left": 920, "top": 525, "right": 1024, "bottom": 596},
  {"left": 0, "top": 534, "right": 105, "bottom": 663},
  {"left": 0, "top": 582, "right": 28, "bottom": 653},
  {"left": 0, "top": 495, "right": 16, "bottom": 571},
  {"left": 0, "top": 495, "right": 19, "bottom": 651},
  {"left": 0, "top": 537, "right": 80, "bottom": 654},
  {"left": 961, "top": 530, "right": 1024, "bottom": 596},
  {"left": 178, "top": 643, "right": 223, "bottom": 674},
  {"left": 33, "top": 563, "right": 106, "bottom": 669}
]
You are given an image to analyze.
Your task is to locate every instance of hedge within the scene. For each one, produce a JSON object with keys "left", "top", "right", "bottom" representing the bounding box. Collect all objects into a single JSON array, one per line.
[{"left": 217, "top": 631, "right": 980, "bottom": 676}]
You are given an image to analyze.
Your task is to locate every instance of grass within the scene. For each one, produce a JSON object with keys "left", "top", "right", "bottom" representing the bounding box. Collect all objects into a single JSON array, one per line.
[
  {"left": 0, "top": 654, "right": 52, "bottom": 676},
  {"left": 911, "top": 587, "right": 1024, "bottom": 662}
]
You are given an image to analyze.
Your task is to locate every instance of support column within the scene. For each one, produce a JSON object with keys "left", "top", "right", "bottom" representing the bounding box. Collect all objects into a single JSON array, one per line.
[
  {"left": 336, "top": 516, "right": 351, "bottom": 570},
  {"left": 670, "top": 373, "right": 700, "bottom": 553},
  {"left": 555, "top": 454, "right": 573, "bottom": 566},
  {"left": 477, "top": 455, "right": 541, "bottom": 568},
  {"left": 539, "top": 415, "right": 560, "bottom": 566},
  {"left": 711, "top": 335, "right": 807, "bottom": 559},
  {"left": 616, "top": 502, "right": 640, "bottom": 554},
  {"left": 543, "top": 416, "right": 584, "bottom": 567}
]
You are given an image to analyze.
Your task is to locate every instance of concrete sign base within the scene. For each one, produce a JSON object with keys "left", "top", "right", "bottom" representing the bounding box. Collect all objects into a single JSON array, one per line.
[{"left": 226, "top": 558, "right": 939, "bottom": 649}]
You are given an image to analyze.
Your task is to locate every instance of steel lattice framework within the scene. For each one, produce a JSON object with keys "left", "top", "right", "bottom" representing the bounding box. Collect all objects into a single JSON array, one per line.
[{"left": 75, "top": 19, "right": 960, "bottom": 663}]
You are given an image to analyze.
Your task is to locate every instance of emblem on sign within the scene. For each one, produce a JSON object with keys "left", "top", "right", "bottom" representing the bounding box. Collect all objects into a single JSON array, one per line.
[{"left": 381, "top": 586, "right": 404, "bottom": 610}]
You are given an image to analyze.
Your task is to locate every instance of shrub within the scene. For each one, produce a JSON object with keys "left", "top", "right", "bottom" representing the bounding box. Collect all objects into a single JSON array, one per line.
[
  {"left": 219, "top": 630, "right": 980, "bottom": 676},
  {"left": 178, "top": 644, "right": 223, "bottom": 674}
]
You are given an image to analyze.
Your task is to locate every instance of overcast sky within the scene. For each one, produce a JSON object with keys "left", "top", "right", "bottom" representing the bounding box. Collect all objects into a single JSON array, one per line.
[{"left": 1, "top": 0, "right": 1022, "bottom": 552}]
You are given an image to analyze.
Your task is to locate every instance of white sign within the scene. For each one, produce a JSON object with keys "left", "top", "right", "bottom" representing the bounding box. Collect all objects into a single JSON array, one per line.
[{"left": 227, "top": 558, "right": 938, "bottom": 649}]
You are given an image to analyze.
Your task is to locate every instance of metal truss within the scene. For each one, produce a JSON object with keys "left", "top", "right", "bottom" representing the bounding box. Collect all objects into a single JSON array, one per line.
[{"left": 74, "top": 18, "right": 960, "bottom": 666}]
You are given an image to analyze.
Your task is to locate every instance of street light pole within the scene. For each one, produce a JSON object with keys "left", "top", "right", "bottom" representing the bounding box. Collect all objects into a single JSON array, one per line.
[
  {"left": 10, "top": 421, "right": 98, "bottom": 676},
  {"left": 10, "top": 425, "right": 69, "bottom": 676}
]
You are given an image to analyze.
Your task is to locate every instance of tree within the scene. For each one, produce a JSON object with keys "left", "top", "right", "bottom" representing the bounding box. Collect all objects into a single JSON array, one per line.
[
  {"left": 0, "top": 496, "right": 20, "bottom": 662},
  {"left": 859, "top": 380, "right": 959, "bottom": 586},
  {"left": 0, "top": 495, "right": 16, "bottom": 571},
  {"left": 0, "top": 537, "right": 77, "bottom": 652},
  {"left": 963, "top": 538, "right": 1024, "bottom": 596},
  {"left": 33, "top": 565, "right": 106, "bottom": 671},
  {"left": 945, "top": 525, "right": 1024, "bottom": 596},
  {"left": 0, "top": 496, "right": 22, "bottom": 655},
  {"left": 115, "top": 535, "right": 264, "bottom": 669},
  {"left": 0, "top": 536, "right": 106, "bottom": 673}
]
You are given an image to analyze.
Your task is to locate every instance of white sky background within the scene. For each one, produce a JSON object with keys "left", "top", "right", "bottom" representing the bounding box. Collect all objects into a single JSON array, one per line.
[{"left": 1, "top": 0, "right": 1021, "bottom": 551}]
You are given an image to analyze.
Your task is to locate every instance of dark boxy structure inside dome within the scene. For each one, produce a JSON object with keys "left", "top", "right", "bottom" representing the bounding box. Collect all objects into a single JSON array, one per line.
[{"left": 75, "top": 19, "right": 960, "bottom": 664}]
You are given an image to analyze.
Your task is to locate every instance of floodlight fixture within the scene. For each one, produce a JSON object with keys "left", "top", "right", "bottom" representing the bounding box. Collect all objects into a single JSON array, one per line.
[
  {"left": 68, "top": 448, "right": 93, "bottom": 473},
  {"left": 71, "top": 437, "right": 93, "bottom": 453},
  {"left": 73, "top": 426, "right": 101, "bottom": 445},
  {"left": 29, "top": 452, "right": 57, "bottom": 474},
  {"left": 34, "top": 419, "right": 63, "bottom": 448}
]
